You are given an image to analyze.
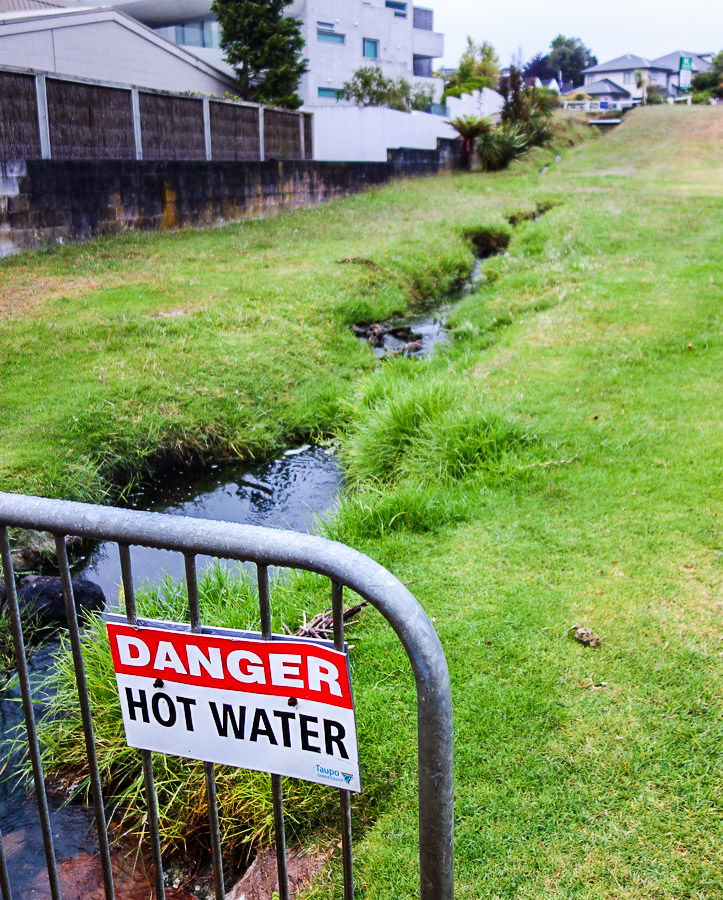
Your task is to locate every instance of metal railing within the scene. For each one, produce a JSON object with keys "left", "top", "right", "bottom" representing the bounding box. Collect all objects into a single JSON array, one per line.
[{"left": 0, "top": 492, "right": 454, "bottom": 899}]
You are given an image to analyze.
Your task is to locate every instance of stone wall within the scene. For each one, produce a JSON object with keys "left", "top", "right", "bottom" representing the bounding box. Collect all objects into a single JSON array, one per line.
[{"left": 0, "top": 147, "right": 460, "bottom": 256}]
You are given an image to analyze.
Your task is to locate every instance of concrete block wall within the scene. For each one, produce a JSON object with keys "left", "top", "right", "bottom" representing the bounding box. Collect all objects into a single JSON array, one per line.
[{"left": 1, "top": 155, "right": 459, "bottom": 256}]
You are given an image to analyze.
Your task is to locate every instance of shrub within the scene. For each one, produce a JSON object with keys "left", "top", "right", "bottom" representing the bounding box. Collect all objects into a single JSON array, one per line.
[
  {"left": 692, "top": 90, "right": 713, "bottom": 104},
  {"left": 477, "top": 124, "right": 530, "bottom": 171},
  {"left": 448, "top": 115, "right": 493, "bottom": 170},
  {"left": 342, "top": 66, "right": 435, "bottom": 111}
]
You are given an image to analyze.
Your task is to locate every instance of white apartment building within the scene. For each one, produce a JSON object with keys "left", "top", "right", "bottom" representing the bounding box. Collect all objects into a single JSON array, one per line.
[
  {"left": 286, "top": 0, "right": 443, "bottom": 105},
  {"left": 80, "top": 0, "right": 444, "bottom": 107}
]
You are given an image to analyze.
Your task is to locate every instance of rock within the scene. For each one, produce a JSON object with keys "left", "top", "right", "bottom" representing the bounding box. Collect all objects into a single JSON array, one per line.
[
  {"left": 28, "top": 849, "right": 151, "bottom": 900},
  {"left": 225, "top": 846, "right": 331, "bottom": 900},
  {"left": 11, "top": 533, "right": 83, "bottom": 572},
  {"left": 368, "top": 324, "right": 386, "bottom": 347},
  {"left": 402, "top": 340, "right": 423, "bottom": 354},
  {"left": 350, "top": 324, "right": 368, "bottom": 337},
  {"left": 17, "top": 576, "right": 105, "bottom": 627},
  {"left": 388, "top": 325, "right": 411, "bottom": 339},
  {"left": 568, "top": 625, "right": 602, "bottom": 647}
]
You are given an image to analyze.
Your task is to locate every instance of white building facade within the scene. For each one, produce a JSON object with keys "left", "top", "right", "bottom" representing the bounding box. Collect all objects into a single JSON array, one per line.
[
  {"left": 83, "top": 0, "right": 444, "bottom": 108},
  {"left": 286, "top": 0, "right": 443, "bottom": 106}
]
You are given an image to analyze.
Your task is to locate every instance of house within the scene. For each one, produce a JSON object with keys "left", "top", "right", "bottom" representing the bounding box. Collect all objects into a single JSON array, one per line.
[
  {"left": 565, "top": 78, "right": 631, "bottom": 105},
  {"left": 69, "top": 0, "right": 445, "bottom": 108},
  {"left": 0, "top": 5, "right": 236, "bottom": 93},
  {"left": 580, "top": 51, "right": 711, "bottom": 101},
  {"left": 580, "top": 54, "right": 667, "bottom": 102},
  {"left": 541, "top": 78, "right": 560, "bottom": 93},
  {"left": 649, "top": 50, "right": 711, "bottom": 94}
]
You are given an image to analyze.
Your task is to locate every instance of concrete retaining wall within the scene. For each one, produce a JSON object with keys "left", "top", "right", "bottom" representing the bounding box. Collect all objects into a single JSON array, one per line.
[{"left": 0, "top": 148, "right": 460, "bottom": 256}]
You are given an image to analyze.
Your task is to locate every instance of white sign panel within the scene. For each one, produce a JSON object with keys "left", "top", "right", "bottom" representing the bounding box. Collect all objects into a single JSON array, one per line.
[{"left": 106, "top": 615, "right": 361, "bottom": 791}]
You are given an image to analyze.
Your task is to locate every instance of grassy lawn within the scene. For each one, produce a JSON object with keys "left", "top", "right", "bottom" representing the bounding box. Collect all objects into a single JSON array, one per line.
[{"left": 2, "top": 107, "right": 721, "bottom": 897}]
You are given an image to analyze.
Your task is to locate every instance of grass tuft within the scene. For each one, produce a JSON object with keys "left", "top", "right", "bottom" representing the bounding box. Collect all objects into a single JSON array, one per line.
[{"left": 16, "top": 565, "right": 337, "bottom": 863}]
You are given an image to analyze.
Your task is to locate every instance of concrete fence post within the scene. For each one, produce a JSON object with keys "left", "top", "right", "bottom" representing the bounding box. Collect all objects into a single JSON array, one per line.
[
  {"left": 299, "top": 112, "right": 305, "bottom": 160},
  {"left": 259, "top": 106, "right": 265, "bottom": 161},
  {"left": 202, "top": 97, "right": 212, "bottom": 161},
  {"left": 131, "top": 88, "right": 143, "bottom": 160},
  {"left": 35, "top": 74, "right": 51, "bottom": 160}
]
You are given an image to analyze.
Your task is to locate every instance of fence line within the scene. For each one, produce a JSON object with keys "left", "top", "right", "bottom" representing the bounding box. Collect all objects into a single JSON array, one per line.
[{"left": 0, "top": 65, "right": 313, "bottom": 162}]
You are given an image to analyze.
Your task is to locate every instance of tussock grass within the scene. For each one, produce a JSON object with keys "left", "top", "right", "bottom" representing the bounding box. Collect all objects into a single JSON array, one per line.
[{"left": 21, "top": 566, "right": 339, "bottom": 861}]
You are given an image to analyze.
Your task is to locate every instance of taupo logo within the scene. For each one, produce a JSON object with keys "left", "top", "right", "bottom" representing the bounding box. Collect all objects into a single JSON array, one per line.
[{"left": 342, "top": 773, "right": 353, "bottom": 784}]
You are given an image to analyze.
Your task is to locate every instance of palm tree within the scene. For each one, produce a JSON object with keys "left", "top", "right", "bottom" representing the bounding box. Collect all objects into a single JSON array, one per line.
[
  {"left": 448, "top": 115, "right": 493, "bottom": 170},
  {"left": 635, "top": 69, "right": 647, "bottom": 105}
]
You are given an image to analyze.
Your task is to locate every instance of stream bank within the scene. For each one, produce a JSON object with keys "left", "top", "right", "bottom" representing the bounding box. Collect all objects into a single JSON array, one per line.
[{"left": 1, "top": 212, "right": 545, "bottom": 895}]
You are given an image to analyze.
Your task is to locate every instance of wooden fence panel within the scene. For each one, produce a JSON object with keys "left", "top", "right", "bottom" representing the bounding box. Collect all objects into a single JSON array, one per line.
[
  {"left": 209, "top": 101, "right": 260, "bottom": 161},
  {"left": 139, "top": 93, "right": 205, "bottom": 160},
  {"left": 0, "top": 72, "right": 40, "bottom": 159}
]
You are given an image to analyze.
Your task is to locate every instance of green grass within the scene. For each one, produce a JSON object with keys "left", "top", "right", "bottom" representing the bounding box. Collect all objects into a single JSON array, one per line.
[{"left": 2, "top": 106, "right": 722, "bottom": 897}]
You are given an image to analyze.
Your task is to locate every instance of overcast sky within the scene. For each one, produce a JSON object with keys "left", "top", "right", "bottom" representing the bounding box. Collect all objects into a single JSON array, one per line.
[{"left": 433, "top": 0, "right": 723, "bottom": 69}]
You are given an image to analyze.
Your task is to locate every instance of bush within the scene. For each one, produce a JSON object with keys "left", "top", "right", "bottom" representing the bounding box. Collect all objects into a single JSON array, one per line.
[
  {"left": 692, "top": 90, "right": 713, "bottom": 104},
  {"left": 342, "top": 66, "right": 435, "bottom": 111},
  {"left": 477, "top": 124, "right": 530, "bottom": 171}
]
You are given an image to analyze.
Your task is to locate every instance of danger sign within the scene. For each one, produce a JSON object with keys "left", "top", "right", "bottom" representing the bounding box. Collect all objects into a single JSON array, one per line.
[{"left": 106, "top": 614, "right": 361, "bottom": 791}]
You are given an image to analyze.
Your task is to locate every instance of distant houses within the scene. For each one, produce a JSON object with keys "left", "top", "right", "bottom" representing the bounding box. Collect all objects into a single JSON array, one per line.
[{"left": 564, "top": 51, "right": 712, "bottom": 106}]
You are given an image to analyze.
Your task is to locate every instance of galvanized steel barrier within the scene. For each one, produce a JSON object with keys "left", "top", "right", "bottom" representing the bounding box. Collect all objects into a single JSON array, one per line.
[{"left": 0, "top": 492, "right": 454, "bottom": 899}]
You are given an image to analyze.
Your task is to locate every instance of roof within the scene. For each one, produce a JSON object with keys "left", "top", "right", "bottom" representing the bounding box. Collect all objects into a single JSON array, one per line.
[
  {"left": 0, "top": 0, "right": 78, "bottom": 10},
  {"left": 577, "top": 79, "right": 631, "bottom": 97},
  {"left": 650, "top": 50, "right": 711, "bottom": 72},
  {"left": 583, "top": 54, "right": 668, "bottom": 74},
  {"left": 0, "top": 6, "right": 237, "bottom": 88}
]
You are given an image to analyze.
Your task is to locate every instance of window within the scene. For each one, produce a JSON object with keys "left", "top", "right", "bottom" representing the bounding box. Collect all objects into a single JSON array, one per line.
[
  {"left": 386, "top": 1, "right": 407, "bottom": 17},
  {"left": 413, "top": 55, "right": 432, "bottom": 77},
  {"left": 413, "top": 7, "right": 433, "bottom": 30},
  {"left": 363, "top": 38, "right": 379, "bottom": 59},
  {"left": 165, "top": 19, "right": 219, "bottom": 49},
  {"left": 623, "top": 72, "right": 632, "bottom": 84},
  {"left": 317, "top": 30, "right": 345, "bottom": 44},
  {"left": 318, "top": 87, "right": 342, "bottom": 98},
  {"left": 176, "top": 22, "right": 202, "bottom": 46}
]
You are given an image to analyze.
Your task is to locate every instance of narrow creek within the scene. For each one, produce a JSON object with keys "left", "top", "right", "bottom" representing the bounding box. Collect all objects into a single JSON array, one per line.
[{"left": 1, "top": 231, "right": 514, "bottom": 894}]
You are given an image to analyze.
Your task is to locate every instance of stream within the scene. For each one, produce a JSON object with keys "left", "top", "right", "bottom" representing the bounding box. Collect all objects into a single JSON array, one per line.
[
  {"left": 1, "top": 247, "right": 495, "bottom": 895},
  {"left": 0, "top": 446, "right": 343, "bottom": 896}
]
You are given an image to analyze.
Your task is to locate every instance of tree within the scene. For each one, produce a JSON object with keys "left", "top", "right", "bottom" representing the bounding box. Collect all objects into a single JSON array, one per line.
[
  {"left": 211, "top": 0, "right": 308, "bottom": 109},
  {"left": 443, "top": 37, "right": 499, "bottom": 99},
  {"left": 447, "top": 115, "right": 493, "bottom": 170},
  {"left": 547, "top": 35, "right": 596, "bottom": 85},
  {"left": 341, "top": 66, "right": 434, "bottom": 111},
  {"left": 691, "top": 50, "right": 723, "bottom": 99},
  {"left": 635, "top": 69, "right": 646, "bottom": 104},
  {"left": 522, "top": 53, "right": 555, "bottom": 82},
  {"left": 458, "top": 37, "right": 500, "bottom": 82}
]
